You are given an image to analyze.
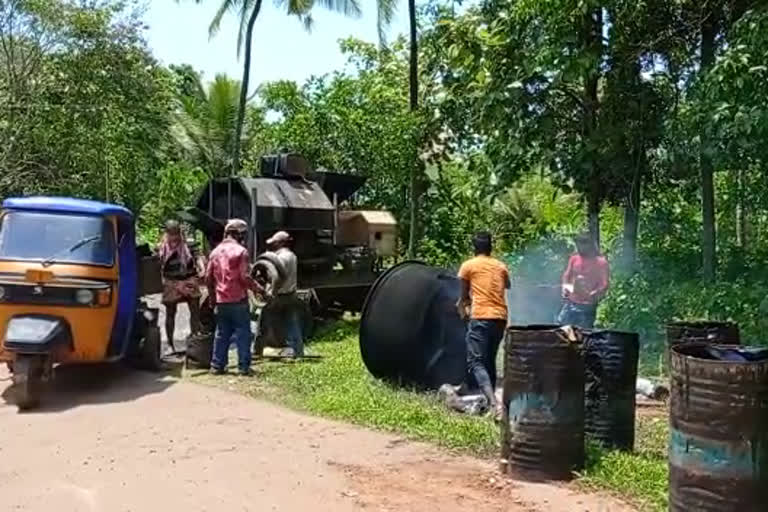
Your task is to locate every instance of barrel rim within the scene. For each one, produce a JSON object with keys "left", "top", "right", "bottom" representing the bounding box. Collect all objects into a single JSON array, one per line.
[
  {"left": 666, "top": 320, "right": 738, "bottom": 329},
  {"left": 670, "top": 342, "right": 768, "bottom": 366},
  {"left": 507, "top": 324, "right": 563, "bottom": 331},
  {"left": 582, "top": 328, "right": 639, "bottom": 337}
]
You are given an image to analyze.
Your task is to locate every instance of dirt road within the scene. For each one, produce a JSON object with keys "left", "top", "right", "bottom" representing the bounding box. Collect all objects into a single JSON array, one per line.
[{"left": 0, "top": 364, "right": 633, "bottom": 512}]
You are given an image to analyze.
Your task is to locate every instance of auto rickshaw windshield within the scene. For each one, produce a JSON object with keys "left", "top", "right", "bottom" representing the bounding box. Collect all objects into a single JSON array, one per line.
[{"left": 0, "top": 211, "right": 115, "bottom": 266}]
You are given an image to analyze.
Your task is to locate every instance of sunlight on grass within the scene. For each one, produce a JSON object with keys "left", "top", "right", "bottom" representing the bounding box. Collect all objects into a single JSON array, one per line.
[
  {"left": 260, "top": 321, "right": 498, "bottom": 454},
  {"left": 580, "top": 416, "right": 669, "bottom": 512},
  {"left": 190, "top": 318, "right": 670, "bottom": 509}
]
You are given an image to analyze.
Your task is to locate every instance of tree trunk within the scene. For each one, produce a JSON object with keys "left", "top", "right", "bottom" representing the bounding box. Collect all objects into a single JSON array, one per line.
[
  {"left": 232, "top": 0, "right": 262, "bottom": 177},
  {"left": 583, "top": 8, "right": 602, "bottom": 248},
  {"left": 406, "top": 0, "right": 419, "bottom": 258},
  {"left": 621, "top": 157, "right": 643, "bottom": 274},
  {"left": 736, "top": 166, "right": 747, "bottom": 250},
  {"left": 587, "top": 188, "right": 601, "bottom": 247},
  {"left": 700, "top": 15, "right": 717, "bottom": 280}
]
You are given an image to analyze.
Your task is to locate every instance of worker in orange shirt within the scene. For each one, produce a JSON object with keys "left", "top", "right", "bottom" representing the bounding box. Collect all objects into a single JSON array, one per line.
[
  {"left": 457, "top": 231, "right": 510, "bottom": 420},
  {"left": 558, "top": 233, "right": 610, "bottom": 328}
]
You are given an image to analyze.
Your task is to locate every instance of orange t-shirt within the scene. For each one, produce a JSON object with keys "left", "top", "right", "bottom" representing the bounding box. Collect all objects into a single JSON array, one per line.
[{"left": 458, "top": 255, "right": 509, "bottom": 320}]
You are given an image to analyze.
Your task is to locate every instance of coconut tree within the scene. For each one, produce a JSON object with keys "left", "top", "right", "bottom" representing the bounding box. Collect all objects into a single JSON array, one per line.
[
  {"left": 172, "top": 73, "right": 242, "bottom": 177},
  {"left": 195, "top": 0, "right": 363, "bottom": 176}
]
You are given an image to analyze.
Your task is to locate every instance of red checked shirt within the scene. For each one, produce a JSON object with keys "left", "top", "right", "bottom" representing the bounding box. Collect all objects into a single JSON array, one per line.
[{"left": 205, "top": 238, "right": 260, "bottom": 304}]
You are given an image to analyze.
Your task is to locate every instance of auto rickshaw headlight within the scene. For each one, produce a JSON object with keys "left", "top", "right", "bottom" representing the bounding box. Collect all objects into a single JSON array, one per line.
[{"left": 75, "top": 289, "right": 95, "bottom": 305}]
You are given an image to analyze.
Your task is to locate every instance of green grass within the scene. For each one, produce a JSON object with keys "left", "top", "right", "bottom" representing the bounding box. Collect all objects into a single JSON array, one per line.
[
  {"left": 193, "top": 319, "right": 498, "bottom": 455},
  {"left": 581, "top": 417, "right": 669, "bottom": 512},
  {"left": 190, "top": 318, "right": 670, "bottom": 510}
]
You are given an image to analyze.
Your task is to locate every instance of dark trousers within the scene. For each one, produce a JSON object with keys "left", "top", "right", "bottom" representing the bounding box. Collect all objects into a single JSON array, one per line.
[
  {"left": 271, "top": 292, "right": 303, "bottom": 357},
  {"left": 212, "top": 302, "right": 251, "bottom": 372},
  {"left": 558, "top": 300, "right": 598, "bottom": 329},
  {"left": 466, "top": 319, "right": 506, "bottom": 395}
]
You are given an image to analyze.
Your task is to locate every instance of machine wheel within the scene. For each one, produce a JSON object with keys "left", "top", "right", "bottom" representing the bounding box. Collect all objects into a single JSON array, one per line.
[
  {"left": 11, "top": 355, "right": 45, "bottom": 411},
  {"left": 139, "top": 325, "right": 163, "bottom": 372}
]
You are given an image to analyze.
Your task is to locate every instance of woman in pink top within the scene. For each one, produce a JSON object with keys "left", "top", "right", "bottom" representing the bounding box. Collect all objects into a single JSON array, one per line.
[
  {"left": 158, "top": 220, "right": 203, "bottom": 352},
  {"left": 558, "top": 233, "right": 610, "bottom": 328}
]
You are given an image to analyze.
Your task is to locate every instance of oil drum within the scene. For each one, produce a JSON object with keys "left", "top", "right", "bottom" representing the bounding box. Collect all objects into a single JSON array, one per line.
[
  {"left": 502, "top": 325, "right": 585, "bottom": 481},
  {"left": 185, "top": 296, "right": 214, "bottom": 369},
  {"left": 669, "top": 343, "right": 768, "bottom": 511},
  {"left": 584, "top": 330, "right": 639, "bottom": 451},
  {"left": 359, "top": 261, "right": 467, "bottom": 388},
  {"left": 185, "top": 333, "right": 213, "bottom": 369},
  {"left": 666, "top": 321, "right": 740, "bottom": 351}
]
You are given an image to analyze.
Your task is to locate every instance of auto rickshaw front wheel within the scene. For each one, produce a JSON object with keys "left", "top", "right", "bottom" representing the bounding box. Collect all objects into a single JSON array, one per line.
[
  {"left": 140, "top": 325, "right": 163, "bottom": 371},
  {"left": 128, "top": 324, "right": 163, "bottom": 372},
  {"left": 11, "top": 354, "right": 47, "bottom": 411}
]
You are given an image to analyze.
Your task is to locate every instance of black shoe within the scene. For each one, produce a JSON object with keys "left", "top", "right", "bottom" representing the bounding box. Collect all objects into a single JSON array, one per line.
[
  {"left": 209, "top": 366, "right": 226, "bottom": 375},
  {"left": 238, "top": 368, "right": 254, "bottom": 377}
]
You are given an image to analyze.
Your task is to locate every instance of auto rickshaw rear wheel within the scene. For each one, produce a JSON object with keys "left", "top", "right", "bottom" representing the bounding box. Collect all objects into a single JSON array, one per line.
[{"left": 11, "top": 355, "right": 46, "bottom": 411}]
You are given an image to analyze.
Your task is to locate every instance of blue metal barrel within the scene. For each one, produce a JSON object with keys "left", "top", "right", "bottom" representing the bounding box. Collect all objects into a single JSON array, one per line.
[
  {"left": 584, "top": 330, "right": 639, "bottom": 451},
  {"left": 502, "top": 325, "right": 585, "bottom": 481},
  {"left": 669, "top": 343, "right": 768, "bottom": 511}
]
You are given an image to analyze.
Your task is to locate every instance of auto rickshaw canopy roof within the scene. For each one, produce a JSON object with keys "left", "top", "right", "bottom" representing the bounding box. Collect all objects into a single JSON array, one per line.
[{"left": 2, "top": 197, "right": 133, "bottom": 220}]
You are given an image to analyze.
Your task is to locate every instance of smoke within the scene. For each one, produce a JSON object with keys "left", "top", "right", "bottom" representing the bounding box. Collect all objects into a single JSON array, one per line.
[{"left": 505, "top": 236, "right": 572, "bottom": 326}]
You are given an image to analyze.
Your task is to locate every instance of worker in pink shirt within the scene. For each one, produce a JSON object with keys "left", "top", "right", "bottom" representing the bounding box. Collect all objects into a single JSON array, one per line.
[
  {"left": 558, "top": 233, "right": 610, "bottom": 329},
  {"left": 205, "top": 219, "right": 263, "bottom": 375}
]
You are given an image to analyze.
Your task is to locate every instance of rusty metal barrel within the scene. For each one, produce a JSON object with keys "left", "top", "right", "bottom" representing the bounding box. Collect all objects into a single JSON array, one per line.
[
  {"left": 666, "top": 321, "right": 740, "bottom": 351},
  {"left": 502, "top": 325, "right": 585, "bottom": 481},
  {"left": 584, "top": 330, "right": 639, "bottom": 451},
  {"left": 669, "top": 343, "right": 768, "bottom": 511}
]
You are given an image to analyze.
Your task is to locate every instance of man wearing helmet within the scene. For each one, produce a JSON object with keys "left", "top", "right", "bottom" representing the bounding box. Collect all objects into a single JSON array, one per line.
[{"left": 205, "top": 219, "right": 263, "bottom": 375}]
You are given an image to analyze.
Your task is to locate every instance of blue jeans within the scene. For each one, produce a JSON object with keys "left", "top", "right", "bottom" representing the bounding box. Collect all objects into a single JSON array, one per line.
[
  {"left": 558, "top": 301, "right": 597, "bottom": 329},
  {"left": 212, "top": 302, "right": 252, "bottom": 372},
  {"left": 466, "top": 319, "right": 505, "bottom": 398}
]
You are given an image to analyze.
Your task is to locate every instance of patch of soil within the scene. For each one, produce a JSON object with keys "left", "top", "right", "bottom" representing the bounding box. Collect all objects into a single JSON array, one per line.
[
  {"left": 636, "top": 400, "right": 668, "bottom": 419},
  {"left": 331, "top": 458, "right": 635, "bottom": 512}
]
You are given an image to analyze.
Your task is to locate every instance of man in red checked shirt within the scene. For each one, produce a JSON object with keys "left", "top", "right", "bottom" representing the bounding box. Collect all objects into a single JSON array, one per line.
[
  {"left": 558, "top": 233, "right": 610, "bottom": 329},
  {"left": 205, "top": 219, "right": 264, "bottom": 376}
]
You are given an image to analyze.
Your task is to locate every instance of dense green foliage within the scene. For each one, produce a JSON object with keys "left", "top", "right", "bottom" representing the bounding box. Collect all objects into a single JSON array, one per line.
[
  {"left": 7, "top": 2, "right": 768, "bottom": 507},
  {"left": 0, "top": 0, "right": 174, "bottom": 214},
  {"left": 3, "top": 0, "right": 768, "bottom": 349}
]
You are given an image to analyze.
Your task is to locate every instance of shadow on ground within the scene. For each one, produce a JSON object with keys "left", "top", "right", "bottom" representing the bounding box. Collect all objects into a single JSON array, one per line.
[{"left": 0, "top": 359, "right": 182, "bottom": 414}]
